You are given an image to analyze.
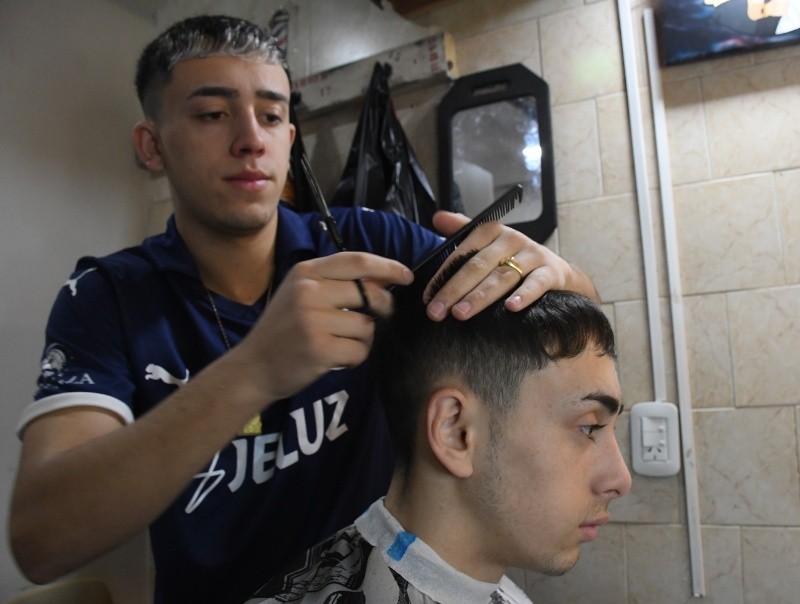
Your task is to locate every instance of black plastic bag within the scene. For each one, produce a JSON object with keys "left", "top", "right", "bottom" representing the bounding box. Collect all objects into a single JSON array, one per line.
[{"left": 331, "top": 62, "right": 438, "bottom": 229}]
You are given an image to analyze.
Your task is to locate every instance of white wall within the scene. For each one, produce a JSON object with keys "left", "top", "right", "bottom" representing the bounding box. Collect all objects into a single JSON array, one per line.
[{"left": 0, "top": 1, "right": 155, "bottom": 600}]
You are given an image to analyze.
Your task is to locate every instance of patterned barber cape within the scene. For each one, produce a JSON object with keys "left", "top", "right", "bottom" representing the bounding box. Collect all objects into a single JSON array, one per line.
[{"left": 247, "top": 499, "right": 533, "bottom": 604}]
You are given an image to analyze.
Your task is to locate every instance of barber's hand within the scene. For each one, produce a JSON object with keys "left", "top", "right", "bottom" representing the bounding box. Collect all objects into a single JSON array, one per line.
[
  {"left": 424, "top": 211, "right": 599, "bottom": 321},
  {"left": 233, "top": 252, "right": 413, "bottom": 401}
]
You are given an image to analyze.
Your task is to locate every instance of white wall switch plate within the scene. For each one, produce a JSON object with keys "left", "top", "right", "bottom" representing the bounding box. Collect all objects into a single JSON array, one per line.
[{"left": 630, "top": 401, "right": 681, "bottom": 477}]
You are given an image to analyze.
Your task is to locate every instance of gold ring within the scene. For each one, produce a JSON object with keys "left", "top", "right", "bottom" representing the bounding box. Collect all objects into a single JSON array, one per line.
[{"left": 499, "top": 255, "right": 524, "bottom": 279}]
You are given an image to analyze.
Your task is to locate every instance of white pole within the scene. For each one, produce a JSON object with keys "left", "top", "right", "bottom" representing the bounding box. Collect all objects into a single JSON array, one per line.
[
  {"left": 616, "top": 0, "right": 668, "bottom": 403},
  {"left": 642, "top": 8, "right": 706, "bottom": 597}
]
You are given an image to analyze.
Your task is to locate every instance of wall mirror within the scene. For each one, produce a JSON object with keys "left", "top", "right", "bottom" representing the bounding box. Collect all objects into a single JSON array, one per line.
[{"left": 437, "top": 64, "right": 556, "bottom": 243}]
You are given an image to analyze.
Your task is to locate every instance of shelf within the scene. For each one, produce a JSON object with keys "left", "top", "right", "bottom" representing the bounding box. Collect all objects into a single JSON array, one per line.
[{"left": 292, "top": 32, "right": 456, "bottom": 117}]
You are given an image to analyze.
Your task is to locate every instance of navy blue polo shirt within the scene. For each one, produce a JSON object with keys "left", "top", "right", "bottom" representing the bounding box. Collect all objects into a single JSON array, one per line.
[{"left": 21, "top": 203, "right": 441, "bottom": 603}]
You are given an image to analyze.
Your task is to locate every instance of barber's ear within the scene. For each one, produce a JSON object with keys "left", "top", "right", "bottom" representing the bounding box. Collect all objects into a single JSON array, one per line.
[
  {"left": 426, "top": 388, "right": 479, "bottom": 479},
  {"left": 132, "top": 121, "right": 165, "bottom": 173}
]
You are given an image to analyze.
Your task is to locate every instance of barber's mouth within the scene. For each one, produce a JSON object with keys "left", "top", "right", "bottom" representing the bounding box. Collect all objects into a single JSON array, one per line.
[{"left": 225, "top": 172, "right": 269, "bottom": 190}]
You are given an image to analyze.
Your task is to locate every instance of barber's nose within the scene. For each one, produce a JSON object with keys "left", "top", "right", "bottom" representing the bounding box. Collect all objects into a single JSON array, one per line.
[{"left": 231, "top": 113, "right": 265, "bottom": 157}]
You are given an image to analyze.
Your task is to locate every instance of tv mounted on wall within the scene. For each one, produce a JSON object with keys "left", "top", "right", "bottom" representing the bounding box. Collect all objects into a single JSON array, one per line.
[{"left": 657, "top": 0, "right": 800, "bottom": 65}]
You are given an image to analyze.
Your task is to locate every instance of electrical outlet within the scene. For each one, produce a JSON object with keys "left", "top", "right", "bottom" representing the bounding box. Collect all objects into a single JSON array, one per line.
[{"left": 630, "top": 401, "right": 681, "bottom": 477}]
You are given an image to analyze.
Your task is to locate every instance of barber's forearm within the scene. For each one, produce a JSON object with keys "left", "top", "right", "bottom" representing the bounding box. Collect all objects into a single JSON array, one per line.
[{"left": 10, "top": 352, "right": 276, "bottom": 584}]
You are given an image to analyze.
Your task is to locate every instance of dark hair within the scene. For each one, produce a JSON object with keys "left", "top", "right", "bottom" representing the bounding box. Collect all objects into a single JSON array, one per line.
[
  {"left": 135, "top": 15, "right": 283, "bottom": 119},
  {"left": 372, "top": 252, "right": 616, "bottom": 470}
]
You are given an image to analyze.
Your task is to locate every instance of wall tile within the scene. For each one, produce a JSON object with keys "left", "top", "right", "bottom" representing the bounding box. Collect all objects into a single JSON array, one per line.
[
  {"left": 702, "top": 58, "right": 800, "bottom": 178},
  {"left": 775, "top": 169, "right": 800, "bottom": 285},
  {"left": 617, "top": 298, "right": 678, "bottom": 406},
  {"left": 673, "top": 175, "right": 784, "bottom": 295},
  {"left": 627, "top": 525, "right": 743, "bottom": 604},
  {"left": 661, "top": 51, "right": 753, "bottom": 85},
  {"left": 752, "top": 41, "right": 800, "bottom": 64},
  {"left": 540, "top": 1, "right": 624, "bottom": 105},
  {"left": 558, "top": 196, "right": 643, "bottom": 302},
  {"left": 453, "top": 18, "right": 541, "bottom": 76},
  {"left": 742, "top": 527, "right": 800, "bottom": 602},
  {"left": 551, "top": 101, "right": 603, "bottom": 203},
  {"left": 551, "top": 102, "right": 603, "bottom": 202},
  {"left": 728, "top": 286, "right": 800, "bottom": 406},
  {"left": 597, "top": 93, "right": 634, "bottom": 197},
  {"left": 695, "top": 407, "right": 800, "bottom": 525},
  {"left": 683, "top": 294, "right": 734, "bottom": 409},
  {"left": 663, "top": 77, "right": 711, "bottom": 185},
  {"left": 613, "top": 300, "right": 652, "bottom": 405},
  {"left": 797, "top": 406, "right": 800, "bottom": 478},
  {"left": 612, "top": 299, "right": 678, "bottom": 407},
  {"left": 524, "top": 525, "right": 626, "bottom": 603},
  {"left": 414, "top": 0, "right": 583, "bottom": 41}
]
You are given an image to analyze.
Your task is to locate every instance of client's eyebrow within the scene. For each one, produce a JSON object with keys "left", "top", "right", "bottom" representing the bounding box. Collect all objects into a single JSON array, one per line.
[
  {"left": 187, "top": 86, "right": 289, "bottom": 104},
  {"left": 580, "top": 393, "right": 623, "bottom": 417}
]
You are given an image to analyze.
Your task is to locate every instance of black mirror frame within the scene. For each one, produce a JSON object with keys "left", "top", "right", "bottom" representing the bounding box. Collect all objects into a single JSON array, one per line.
[{"left": 437, "top": 63, "right": 557, "bottom": 244}]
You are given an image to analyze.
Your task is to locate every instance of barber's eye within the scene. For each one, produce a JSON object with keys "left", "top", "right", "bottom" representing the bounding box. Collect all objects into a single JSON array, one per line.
[{"left": 261, "top": 112, "right": 282, "bottom": 124}]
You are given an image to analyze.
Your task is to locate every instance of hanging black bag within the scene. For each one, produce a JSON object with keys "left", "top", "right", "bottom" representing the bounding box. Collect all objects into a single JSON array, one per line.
[{"left": 330, "top": 62, "right": 438, "bottom": 229}]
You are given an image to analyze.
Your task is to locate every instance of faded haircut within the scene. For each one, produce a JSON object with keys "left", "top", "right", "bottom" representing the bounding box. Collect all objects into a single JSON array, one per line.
[
  {"left": 135, "top": 15, "right": 283, "bottom": 119},
  {"left": 371, "top": 252, "right": 616, "bottom": 471}
]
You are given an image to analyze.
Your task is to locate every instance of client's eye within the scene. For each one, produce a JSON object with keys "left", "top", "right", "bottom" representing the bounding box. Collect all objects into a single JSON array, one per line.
[{"left": 579, "top": 424, "right": 605, "bottom": 440}]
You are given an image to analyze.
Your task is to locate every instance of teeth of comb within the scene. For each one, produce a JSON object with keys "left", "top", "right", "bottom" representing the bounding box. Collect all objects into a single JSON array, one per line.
[{"left": 409, "top": 184, "right": 524, "bottom": 284}]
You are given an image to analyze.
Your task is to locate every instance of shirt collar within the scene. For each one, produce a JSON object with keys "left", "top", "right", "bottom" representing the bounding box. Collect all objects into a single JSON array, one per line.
[{"left": 142, "top": 203, "right": 318, "bottom": 283}]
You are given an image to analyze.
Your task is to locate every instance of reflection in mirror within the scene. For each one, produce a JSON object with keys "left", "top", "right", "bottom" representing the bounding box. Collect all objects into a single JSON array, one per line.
[
  {"left": 438, "top": 64, "right": 556, "bottom": 243},
  {"left": 451, "top": 97, "right": 542, "bottom": 225}
]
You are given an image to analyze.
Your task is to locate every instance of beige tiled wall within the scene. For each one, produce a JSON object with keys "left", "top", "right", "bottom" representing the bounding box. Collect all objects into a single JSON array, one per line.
[
  {"left": 419, "top": 0, "right": 800, "bottom": 602},
  {"left": 147, "top": 0, "right": 800, "bottom": 601}
]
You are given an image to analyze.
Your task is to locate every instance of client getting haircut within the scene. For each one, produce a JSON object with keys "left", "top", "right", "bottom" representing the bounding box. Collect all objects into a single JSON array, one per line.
[{"left": 372, "top": 252, "right": 616, "bottom": 472}]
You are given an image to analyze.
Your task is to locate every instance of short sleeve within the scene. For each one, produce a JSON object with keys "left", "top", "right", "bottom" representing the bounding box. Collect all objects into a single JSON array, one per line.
[{"left": 18, "top": 262, "right": 136, "bottom": 436}]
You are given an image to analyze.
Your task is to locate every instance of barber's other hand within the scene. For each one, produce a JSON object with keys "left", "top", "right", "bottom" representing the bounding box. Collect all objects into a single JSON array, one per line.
[
  {"left": 232, "top": 252, "right": 413, "bottom": 401},
  {"left": 425, "top": 211, "right": 599, "bottom": 321}
]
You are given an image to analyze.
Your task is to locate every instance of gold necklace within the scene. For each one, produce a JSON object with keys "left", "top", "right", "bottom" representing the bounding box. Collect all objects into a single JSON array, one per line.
[
  {"left": 205, "top": 281, "right": 274, "bottom": 351},
  {"left": 206, "top": 288, "right": 232, "bottom": 350},
  {"left": 205, "top": 282, "right": 273, "bottom": 437}
]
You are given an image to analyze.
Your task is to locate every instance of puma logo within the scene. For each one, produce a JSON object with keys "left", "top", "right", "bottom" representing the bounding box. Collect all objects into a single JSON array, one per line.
[
  {"left": 145, "top": 363, "right": 189, "bottom": 386},
  {"left": 65, "top": 268, "right": 97, "bottom": 296}
]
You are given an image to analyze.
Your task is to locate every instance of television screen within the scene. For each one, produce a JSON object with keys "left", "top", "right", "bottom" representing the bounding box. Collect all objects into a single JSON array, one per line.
[{"left": 657, "top": 0, "right": 800, "bottom": 65}]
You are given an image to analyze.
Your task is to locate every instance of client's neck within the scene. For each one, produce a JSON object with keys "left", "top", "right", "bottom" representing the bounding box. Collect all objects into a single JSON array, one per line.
[{"left": 384, "top": 469, "right": 507, "bottom": 583}]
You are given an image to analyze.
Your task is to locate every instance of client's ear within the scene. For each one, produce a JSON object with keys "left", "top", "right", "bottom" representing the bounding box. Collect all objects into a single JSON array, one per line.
[{"left": 426, "top": 388, "right": 481, "bottom": 479}]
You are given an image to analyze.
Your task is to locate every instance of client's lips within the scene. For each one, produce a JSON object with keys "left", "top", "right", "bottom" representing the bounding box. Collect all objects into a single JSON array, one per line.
[{"left": 579, "top": 516, "right": 609, "bottom": 541}]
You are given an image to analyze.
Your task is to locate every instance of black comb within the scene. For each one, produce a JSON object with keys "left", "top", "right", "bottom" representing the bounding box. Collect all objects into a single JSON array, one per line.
[{"left": 409, "top": 183, "right": 524, "bottom": 287}]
